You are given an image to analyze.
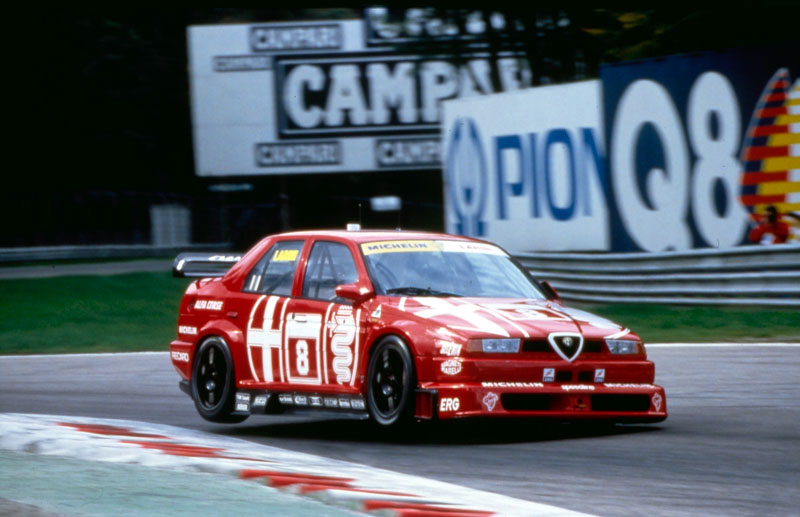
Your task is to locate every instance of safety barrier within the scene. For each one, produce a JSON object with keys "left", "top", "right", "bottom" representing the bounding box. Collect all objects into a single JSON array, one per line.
[{"left": 516, "top": 244, "right": 800, "bottom": 307}]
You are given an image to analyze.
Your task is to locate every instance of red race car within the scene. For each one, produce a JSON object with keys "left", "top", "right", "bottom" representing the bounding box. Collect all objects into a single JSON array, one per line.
[{"left": 170, "top": 228, "right": 667, "bottom": 426}]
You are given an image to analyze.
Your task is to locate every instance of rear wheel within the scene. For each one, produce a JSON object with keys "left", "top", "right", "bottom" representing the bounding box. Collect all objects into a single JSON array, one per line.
[
  {"left": 366, "top": 336, "right": 416, "bottom": 426},
  {"left": 191, "top": 337, "right": 247, "bottom": 424}
]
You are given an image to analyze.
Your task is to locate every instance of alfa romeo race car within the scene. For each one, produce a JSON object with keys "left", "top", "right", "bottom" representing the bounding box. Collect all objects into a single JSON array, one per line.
[{"left": 170, "top": 229, "right": 667, "bottom": 426}]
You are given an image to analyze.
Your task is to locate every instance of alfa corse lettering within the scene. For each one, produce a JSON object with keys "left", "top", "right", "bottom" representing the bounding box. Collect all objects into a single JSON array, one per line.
[{"left": 195, "top": 300, "right": 223, "bottom": 310}]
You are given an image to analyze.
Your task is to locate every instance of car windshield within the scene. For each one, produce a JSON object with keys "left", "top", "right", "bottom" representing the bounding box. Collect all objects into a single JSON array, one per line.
[{"left": 360, "top": 239, "right": 545, "bottom": 299}]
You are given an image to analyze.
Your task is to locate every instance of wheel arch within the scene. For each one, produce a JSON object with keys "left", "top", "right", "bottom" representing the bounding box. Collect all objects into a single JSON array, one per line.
[{"left": 195, "top": 319, "right": 246, "bottom": 385}]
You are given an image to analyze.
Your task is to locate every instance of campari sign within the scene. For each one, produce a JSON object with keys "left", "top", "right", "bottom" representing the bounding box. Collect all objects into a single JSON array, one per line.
[{"left": 188, "top": 20, "right": 530, "bottom": 176}]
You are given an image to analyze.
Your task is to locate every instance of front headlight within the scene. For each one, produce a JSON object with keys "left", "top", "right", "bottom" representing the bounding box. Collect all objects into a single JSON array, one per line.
[
  {"left": 605, "top": 339, "right": 642, "bottom": 354},
  {"left": 467, "top": 338, "right": 521, "bottom": 353}
]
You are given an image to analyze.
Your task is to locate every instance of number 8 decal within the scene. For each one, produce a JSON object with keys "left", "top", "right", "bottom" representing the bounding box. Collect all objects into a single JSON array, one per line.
[{"left": 296, "top": 340, "right": 310, "bottom": 375}]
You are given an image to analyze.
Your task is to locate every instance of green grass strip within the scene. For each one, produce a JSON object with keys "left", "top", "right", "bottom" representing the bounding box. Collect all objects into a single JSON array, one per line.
[
  {"left": 0, "top": 273, "right": 797, "bottom": 355},
  {"left": 573, "top": 302, "right": 800, "bottom": 343},
  {"left": 0, "top": 272, "right": 191, "bottom": 355}
]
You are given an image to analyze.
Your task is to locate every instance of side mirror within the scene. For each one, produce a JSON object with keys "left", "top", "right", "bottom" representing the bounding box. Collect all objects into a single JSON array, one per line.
[
  {"left": 335, "top": 283, "right": 374, "bottom": 303},
  {"left": 540, "top": 280, "right": 561, "bottom": 302}
]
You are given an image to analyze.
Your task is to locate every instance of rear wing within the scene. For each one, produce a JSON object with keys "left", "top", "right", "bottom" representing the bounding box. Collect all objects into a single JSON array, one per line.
[{"left": 172, "top": 253, "right": 242, "bottom": 278}]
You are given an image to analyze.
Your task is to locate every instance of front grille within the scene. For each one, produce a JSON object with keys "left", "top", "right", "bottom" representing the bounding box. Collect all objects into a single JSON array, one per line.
[
  {"left": 556, "top": 371, "right": 573, "bottom": 382},
  {"left": 583, "top": 340, "right": 604, "bottom": 353},
  {"left": 592, "top": 394, "right": 650, "bottom": 412},
  {"left": 501, "top": 393, "right": 551, "bottom": 411},
  {"left": 522, "top": 340, "right": 550, "bottom": 352}
]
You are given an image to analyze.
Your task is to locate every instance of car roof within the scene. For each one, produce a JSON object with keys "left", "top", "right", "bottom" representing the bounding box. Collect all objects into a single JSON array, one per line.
[{"left": 272, "top": 229, "right": 482, "bottom": 245}]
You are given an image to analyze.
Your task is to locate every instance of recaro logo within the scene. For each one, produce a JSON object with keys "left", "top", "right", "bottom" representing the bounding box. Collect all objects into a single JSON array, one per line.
[{"left": 446, "top": 117, "right": 488, "bottom": 237}]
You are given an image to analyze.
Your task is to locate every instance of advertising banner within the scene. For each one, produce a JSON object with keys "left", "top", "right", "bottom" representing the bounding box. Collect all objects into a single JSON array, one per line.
[
  {"left": 443, "top": 48, "right": 798, "bottom": 253},
  {"left": 602, "top": 48, "right": 799, "bottom": 252},
  {"left": 442, "top": 81, "right": 609, "bottom": 252},
  {"left": 188, "top": 20, "right": 530, "bottom": 176}
]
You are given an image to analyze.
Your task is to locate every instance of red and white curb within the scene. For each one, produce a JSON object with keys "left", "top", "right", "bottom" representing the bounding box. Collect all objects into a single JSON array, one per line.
[{"left": 0, "top": 413, "right": 593, "bottom": 517}]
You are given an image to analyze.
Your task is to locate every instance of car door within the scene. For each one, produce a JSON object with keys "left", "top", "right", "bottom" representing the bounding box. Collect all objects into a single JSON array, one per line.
[
  {"left": 232, "top": 238, "right": 306, "bottom": 386},
  {"left": 285, "top": 239, "right": 363, "bottom": 393}
]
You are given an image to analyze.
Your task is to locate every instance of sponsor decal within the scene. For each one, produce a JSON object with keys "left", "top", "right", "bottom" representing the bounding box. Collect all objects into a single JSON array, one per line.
[
  {"left": 178, "top": 326, "right": 198, "bottom": 336},
  {"left": 440, "top": 359, "right": 462, "bottom": 376},
  {"left": 309, "top": 395, "right": 324, "bottom": 407},
  {"left": 252, "top": 395, "right": 268, "bottom": 407},
  {"left": 370, "top": 305, "right": 382, "bottom": 321},
  {"left": 604, "top": 383, "right": 655, "bottom": 389},
  {"left": 171, "top": 351, "right": 190, "bottom": 363},
  {"left": 482, "top": 382, "right": 544, "bottom": 388},
  {"left": 482, "top": 392, "right": 499, "bottom": 412},
  {"left": 235, "top": 393, "right": 251, "bottom": 412},
  {"left": 194, "top": 300, "right": 224, "bottom": 311},
  {"left": 652, "top": 393, "right": 664, "bottom": 412},
  {"left": 338, "top": 398, "right": 352, "bottom": 409},
  {"left": 439, "top": 241, "right": 506, "bottom": 255},
  {"left": 594, "top": 369, "right": 606, "bottom": 383},
  {"left": 439, "top": 397, "right": 460, "bottom": 412},
  {"left": 327, "top": 305, "right": 356, "bottom": 384},
  {"left": 351, "top": 399, "right": 366, "bottom": 410},
  {"left": 293, "top": 394, "right": 309, "bottom": 406},
  {"left": 278, "top": 394, "right": 294, "bottom": 404},
  {"left": 436, "top": 341, "right": 462, "bottom": 357},
  {"left": 561, "top": 384, "right": 596, "bottom": 391},
  {"left": 208, "top": 255, "right": 242, "bottom": 262},
  {"left": 543, "top": 368, "right": 555, "bottom": 383},
  {"left": 273, "top": 249, "right": 299, "bottom": 262},
  {"left": 324, "top": 397, "right": 339, "bottom": 408},
  {"left": 361, "top": 240, "right": 440, "bottom": 255}
]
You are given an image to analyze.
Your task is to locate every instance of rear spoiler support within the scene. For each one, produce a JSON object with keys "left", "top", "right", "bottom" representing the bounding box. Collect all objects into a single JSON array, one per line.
[{"left": 172, "top": 253, "right": 242, "bottom": 278}]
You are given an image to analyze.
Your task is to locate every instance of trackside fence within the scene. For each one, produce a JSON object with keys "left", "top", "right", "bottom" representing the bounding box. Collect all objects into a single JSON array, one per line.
[{"left": 515, "top": 244, "right": 800, "bottom": 307}]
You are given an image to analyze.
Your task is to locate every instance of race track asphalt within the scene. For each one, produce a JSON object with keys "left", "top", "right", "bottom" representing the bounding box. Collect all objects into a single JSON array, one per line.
[{"left": 1, "top": 345, "right": 798, "bottom": 517}]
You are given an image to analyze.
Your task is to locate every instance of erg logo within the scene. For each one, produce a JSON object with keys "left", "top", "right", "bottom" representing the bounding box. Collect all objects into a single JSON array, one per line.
[{"left": 439, "top": 397, "right": 460, "bottom": 412}]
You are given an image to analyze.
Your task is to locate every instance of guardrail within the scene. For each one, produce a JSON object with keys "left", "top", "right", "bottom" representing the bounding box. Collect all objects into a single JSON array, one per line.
[
  {"left": 516, "top": 244, "right": 800, "bottom": 307},
  {"left": 0, "top": 244, "right": 232, "bottom": 264}
]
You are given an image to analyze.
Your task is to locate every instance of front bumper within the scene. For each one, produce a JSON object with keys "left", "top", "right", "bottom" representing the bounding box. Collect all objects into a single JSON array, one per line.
[{"left": 422, "top": 381, "right": 667, "bottom": 422}]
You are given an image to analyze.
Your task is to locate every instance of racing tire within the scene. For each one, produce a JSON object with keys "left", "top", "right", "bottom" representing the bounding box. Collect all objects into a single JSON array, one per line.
[
  {"left": 191, "top": 336, "right": 248, "bottom": 424},
  {"left": 366, "top": 336, "right": 416, "bottom": 427}
]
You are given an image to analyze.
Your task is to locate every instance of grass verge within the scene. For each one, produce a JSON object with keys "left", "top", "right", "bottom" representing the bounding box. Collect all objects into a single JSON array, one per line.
[
  {"left": 0, "top": 272, "right": 191, "bottom": 355},
  {"left": 1, "top": 273, "right": 798, "bottom": 355},
  {"left": 573, "top": 302, "right": 800, "bottom": 343}
]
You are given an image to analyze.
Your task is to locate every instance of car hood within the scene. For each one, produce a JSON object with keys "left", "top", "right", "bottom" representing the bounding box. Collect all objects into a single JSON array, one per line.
[{"left": 380, "top": 296, "right": 635, "bottom": 341}]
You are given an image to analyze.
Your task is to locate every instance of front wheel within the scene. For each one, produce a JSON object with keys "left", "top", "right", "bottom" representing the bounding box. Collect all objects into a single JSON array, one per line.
[
  {"left": 366, "top": 336, "right": 416, "bottom": 426},
  {"left": 191, "top": 337, "right": 248, "bottom": 424}
]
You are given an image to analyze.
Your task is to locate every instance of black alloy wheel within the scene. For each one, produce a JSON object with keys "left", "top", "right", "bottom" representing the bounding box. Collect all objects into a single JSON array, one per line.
[
  {"left": 367, "top": 336, "right": 416, "bottom": 426},
  {"left": 191, "top": 337, "right": 247, "bottom": 423}
]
